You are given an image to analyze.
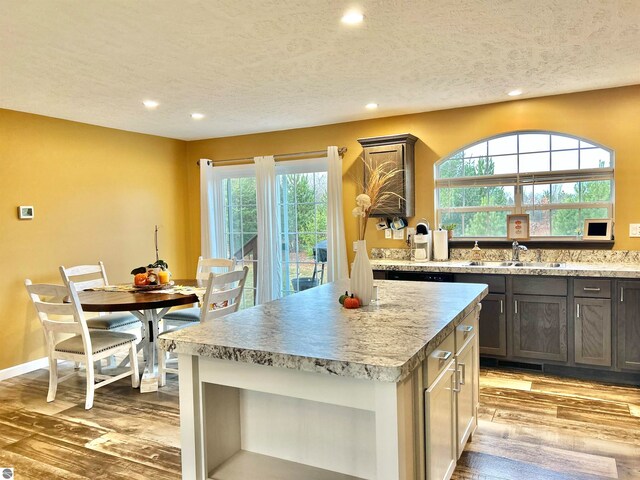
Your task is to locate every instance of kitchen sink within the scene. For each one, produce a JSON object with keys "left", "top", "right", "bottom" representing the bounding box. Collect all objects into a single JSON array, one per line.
[{"left": 466, "top": 261, "right": 565, "bottom": 268}]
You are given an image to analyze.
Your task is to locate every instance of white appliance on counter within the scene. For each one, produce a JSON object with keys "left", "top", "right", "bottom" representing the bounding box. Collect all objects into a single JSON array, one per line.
[
  {"left": 433, "top": 229, "right": 449, "bottom": 261},
  {"left": 412, "top": 220, "right": 432, "bottom": 261}
]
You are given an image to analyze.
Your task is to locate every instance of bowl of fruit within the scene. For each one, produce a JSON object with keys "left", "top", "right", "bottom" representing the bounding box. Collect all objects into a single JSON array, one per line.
[{"left": 131, "top": 260, "right": 172, "bottom": 289}]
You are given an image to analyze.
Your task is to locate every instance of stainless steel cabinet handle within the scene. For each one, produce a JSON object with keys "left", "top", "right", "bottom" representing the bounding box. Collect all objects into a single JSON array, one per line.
[
  {"left": 583, "top": 287, "right": 601, "bottom": 292},
  {"left": 458, "top": 325, "right": 473, "bottom": 335},
  {"left": 621, "top": 287, "right": 624, "bottom": 302},
  {"left": 435, "top": 350, "right": 452, "bottom": 362},
  {"left": 452, "top": 367, "right": 461, "bottom": 392},
  {"left": 576, "top": 303, "right": 580, "bottom": 318},
  {"left": 458, "top": 363, "right": 466, "bottom": 385},
  {"left": 514, "top": 300, "right": 518, "bottom": 314},
  {"left": 500, "top": 300, "right": 504, "bottom": 314}
]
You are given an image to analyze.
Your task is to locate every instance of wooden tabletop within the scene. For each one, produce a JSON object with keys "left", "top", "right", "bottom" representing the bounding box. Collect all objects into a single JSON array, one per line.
[{"left": 78, "top": 279, "right": 199, "bottom": 312}]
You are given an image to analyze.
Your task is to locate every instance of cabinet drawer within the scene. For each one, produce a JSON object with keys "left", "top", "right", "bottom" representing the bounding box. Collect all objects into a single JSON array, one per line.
[
  {"left": 454, "top": 274, "right": 505, "bottom": 293},
  {"left": 513, "top": 276, "right": 567, "bottom": 296},
  {"left": 456, "top": 310, "right": 478, "bottom": 354},
  {"left": 574, "top": 279, "right": 611, "bottom": 298},
  {"left": 425, "top": 331, "right": 455, "bottom": 389}
]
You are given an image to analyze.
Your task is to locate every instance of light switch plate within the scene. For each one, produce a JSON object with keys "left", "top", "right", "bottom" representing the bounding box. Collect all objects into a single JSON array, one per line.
[
  {"left": 385, "top": 229, "right": 392, "bottom": 239},
  {"left": 393, "top": 229, "right": 404, "bottom": 240},
  {"left": 630, "top": 224, "right": 640, "bottom": 237}
]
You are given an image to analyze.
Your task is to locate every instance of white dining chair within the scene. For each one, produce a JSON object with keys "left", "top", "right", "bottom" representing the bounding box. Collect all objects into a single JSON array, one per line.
[
  {"left": 161, "top": 256, "right": 237, "bottom": 326},
  {"left": 158, "top": 266, "right": 248, "bottom": 386},
  {"left": 59, "top": 262, "right": 141, "bottom": 333},
  {"left": 25, "top": 280, "right": 140, "bottom": 409}
]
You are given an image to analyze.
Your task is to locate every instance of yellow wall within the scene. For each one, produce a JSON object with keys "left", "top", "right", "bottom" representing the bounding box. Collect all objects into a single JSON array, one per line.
[
  {"left": 0, "top": 109, "right": 189, "bottom": 371},
  {"left": 184, "top": 85, "right": 640, "bottom": 267},
  {"left": 3, "top": 85, "right": 639, "bottom": 370}
]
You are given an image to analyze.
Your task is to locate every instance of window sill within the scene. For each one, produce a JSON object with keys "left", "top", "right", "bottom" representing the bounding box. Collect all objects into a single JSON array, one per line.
[{"left": 448, "top": 238, "right": 615, "bottom": 249}]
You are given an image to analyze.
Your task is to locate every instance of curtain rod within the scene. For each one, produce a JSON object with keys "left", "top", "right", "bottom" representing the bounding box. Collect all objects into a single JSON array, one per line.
[{"left": 197, "top": 147, "right": 347, "bottom": 166}]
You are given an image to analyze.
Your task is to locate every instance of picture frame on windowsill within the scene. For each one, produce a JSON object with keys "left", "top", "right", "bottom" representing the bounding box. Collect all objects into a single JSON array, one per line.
[{"left": 507, "top": 214, "right": 530, "bottom": 240}]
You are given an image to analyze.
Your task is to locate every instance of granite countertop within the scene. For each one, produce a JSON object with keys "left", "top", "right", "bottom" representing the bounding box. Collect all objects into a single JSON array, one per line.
[
  {"left": 371, "top": 259, "right": 640, "bottom": 278},
  {"left": 158, "top": 279, "right": 487, "bottom": 383}
]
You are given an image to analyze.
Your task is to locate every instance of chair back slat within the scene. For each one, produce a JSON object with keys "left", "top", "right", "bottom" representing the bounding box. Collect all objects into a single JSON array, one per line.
[
  {"left": 196, "top": 256, "right": 236, "bottom": 281},
  {"left": 201, "top": 267, "right": 248, "bottom": 322},
  {"left": 60, "top": 262, "right": 109, "bottom": 291},
  {"left": 25, "top": 280, "right": 91, "bottom": 348}
]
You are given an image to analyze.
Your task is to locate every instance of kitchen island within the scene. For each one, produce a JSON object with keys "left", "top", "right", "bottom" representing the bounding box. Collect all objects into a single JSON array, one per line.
[{"left": 159, "top": 279, "right": 487, "bottom": 480}]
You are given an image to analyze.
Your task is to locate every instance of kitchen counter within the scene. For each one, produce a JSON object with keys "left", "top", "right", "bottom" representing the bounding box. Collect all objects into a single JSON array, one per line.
[
  {"left": 161, "top": 279, "right": 486, "bottom": 480},
  {"left": 371, "top": 259, "right": 640, "bottom": 278},
  {"left": 159, "top": 278, "right": 486, "bottom": 383}
]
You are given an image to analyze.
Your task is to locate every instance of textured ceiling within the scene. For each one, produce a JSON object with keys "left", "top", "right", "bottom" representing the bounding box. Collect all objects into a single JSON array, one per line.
[{"left": 1, "top": 0, "right": 639, "bottom": 140}]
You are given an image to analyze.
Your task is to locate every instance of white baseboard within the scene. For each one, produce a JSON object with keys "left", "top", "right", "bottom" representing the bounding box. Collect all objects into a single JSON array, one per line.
[{"left": 0, "top": 357, "right": 48, "bottom": 382}]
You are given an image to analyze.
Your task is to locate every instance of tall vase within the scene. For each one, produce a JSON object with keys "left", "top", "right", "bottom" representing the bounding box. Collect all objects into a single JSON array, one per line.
[{"left": 350, "top": 240, "right": 374, "bottom": 306}]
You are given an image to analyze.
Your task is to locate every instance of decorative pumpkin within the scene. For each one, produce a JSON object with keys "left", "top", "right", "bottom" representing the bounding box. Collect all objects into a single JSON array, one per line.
[
  {"left": 338, "top": 291, "right": 349, "bottom": 305},
  {"left": 343, "top": 294, "right": 360, "bottom": 309}
]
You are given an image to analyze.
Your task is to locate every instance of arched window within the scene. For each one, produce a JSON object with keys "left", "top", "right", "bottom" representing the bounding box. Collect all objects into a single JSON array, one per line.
[{"left": 435, "top": 131, "right": 614, "bottom": 238}]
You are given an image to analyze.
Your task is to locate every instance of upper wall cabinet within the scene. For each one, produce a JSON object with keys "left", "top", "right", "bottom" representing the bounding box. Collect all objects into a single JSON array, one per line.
[{"left": 358, "top": 133, "right": 418, "bottom": 217}]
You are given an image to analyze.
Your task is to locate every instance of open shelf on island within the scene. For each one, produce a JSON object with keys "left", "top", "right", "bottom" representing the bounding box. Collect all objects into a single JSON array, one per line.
[{"left": 210, "top": 450, "right": 365, "bottom": 480}]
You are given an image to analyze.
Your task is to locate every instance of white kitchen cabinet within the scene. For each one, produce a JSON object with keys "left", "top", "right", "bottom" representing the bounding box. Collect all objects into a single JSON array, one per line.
[
  {"left": 455, "top": 330, "right": 478, "bottom": 457},
  {"left": 424, "top": 358, "right": 457, "bottom": 480}
]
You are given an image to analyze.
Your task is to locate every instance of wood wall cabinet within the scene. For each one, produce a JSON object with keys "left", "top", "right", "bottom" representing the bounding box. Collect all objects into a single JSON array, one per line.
[
  {"left": 617, "top": 280, "right": 640, "bottom": 371},
  {"left": 574, "top": 279, "right": 612, "bottom": 367},
  {"left": 357, "top": 133, "right": 418, "bottom": 217}
]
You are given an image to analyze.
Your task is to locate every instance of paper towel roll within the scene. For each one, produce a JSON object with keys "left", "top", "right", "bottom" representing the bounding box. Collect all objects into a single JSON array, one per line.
[{"left": 433, "top": 230, "right": 449, "bottom": 261}]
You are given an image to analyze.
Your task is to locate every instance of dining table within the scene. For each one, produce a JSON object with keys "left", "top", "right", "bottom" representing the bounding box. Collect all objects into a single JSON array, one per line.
[{"left": 77, "top": 279, "right": 201, "bottom": 389}]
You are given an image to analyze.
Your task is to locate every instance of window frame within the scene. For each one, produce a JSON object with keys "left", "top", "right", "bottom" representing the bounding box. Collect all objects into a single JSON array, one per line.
[{"left": 434, "top": 130, "right": 615, "bottom": 241}]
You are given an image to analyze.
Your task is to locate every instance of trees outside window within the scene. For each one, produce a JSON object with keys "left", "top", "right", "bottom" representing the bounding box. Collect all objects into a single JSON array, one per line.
[{"left": 435, "top": 132, "right": 613, "bottom": 239}]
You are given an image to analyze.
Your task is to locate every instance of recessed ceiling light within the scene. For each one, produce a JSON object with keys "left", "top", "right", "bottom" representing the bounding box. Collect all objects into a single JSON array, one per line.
[
  {"left": 365, "top": 103, "right": 378, "bottom": 110},
  {"left": 508, "top": 89, "right": 523, "bottom": 97},
  {"left": 191, "top": 113, "right": 205, "bottom": 120},
  {"left": 341, "top": 11, "right": 364, "bottom": 25},
  {"left": 142, "top": 100, "right": 159, "bottom": 109}
]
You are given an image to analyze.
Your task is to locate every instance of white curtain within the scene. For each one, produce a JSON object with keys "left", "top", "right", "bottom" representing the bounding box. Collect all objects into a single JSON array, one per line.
[
  {"left": 326, "top": 146, "right": 349, "bottom": 281},
  {"left": 199, "top": 159, "right": 225, "bottom": 259},
  {"left": 254, "top": 156, "right": 282, "bottom": 304}
]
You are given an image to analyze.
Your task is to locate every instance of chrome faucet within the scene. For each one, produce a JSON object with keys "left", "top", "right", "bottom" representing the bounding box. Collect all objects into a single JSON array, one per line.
[{"left": 512, "top": 240, "right": 528, "bottom": 262}]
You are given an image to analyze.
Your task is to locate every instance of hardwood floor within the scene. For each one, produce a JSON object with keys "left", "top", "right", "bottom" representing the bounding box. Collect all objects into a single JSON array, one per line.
[{"left": 0, "top": 364, "right": 638, "bottom": 479}]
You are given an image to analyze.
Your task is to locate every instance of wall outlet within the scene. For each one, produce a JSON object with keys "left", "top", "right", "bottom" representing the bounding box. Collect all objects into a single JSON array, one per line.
[
  {"left": 393, "top": 229, "right": 404, "bottom": 240},
  {"left": 630, "top": 224, "right": 640, "bottom": 237},
  {"left": 385, "top": 229, "right": 392, "bottom": 239}
]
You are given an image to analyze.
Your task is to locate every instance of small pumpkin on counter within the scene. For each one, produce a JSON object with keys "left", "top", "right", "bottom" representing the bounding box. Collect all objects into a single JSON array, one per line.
[
  {"left": 338, "top": 291, "right": 349, "bottom": 305},
  {"left": 343, "top": 294, "right": 360, "bottom": 309}
]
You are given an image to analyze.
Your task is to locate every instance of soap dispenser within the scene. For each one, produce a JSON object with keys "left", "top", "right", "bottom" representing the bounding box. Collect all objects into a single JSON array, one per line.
[{"left": 471, "top": 241, "right": 482, "bottom": 262}]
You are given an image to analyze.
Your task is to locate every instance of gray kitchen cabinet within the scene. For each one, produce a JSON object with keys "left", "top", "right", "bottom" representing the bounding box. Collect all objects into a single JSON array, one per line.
[
  {"left": 513, "top": 294, "right": 568, "bottom": 362},
  {"left": 617, "top": 280, "right": 640, "bottom": 371},
  {"left": 478, "top": 293, "right": 507, "bottom": 357},
  {"left": 357, "top": 133, "right": 417, "bottom": 217},
  {"left": 574, "top": 279, "right": 612, "bottom": 367},
  {"left": 453, "top": 274, "right": 506, "bottom": 357},
  {"left": 574, "top": 298, "right": 612, "bottom": 367}
]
